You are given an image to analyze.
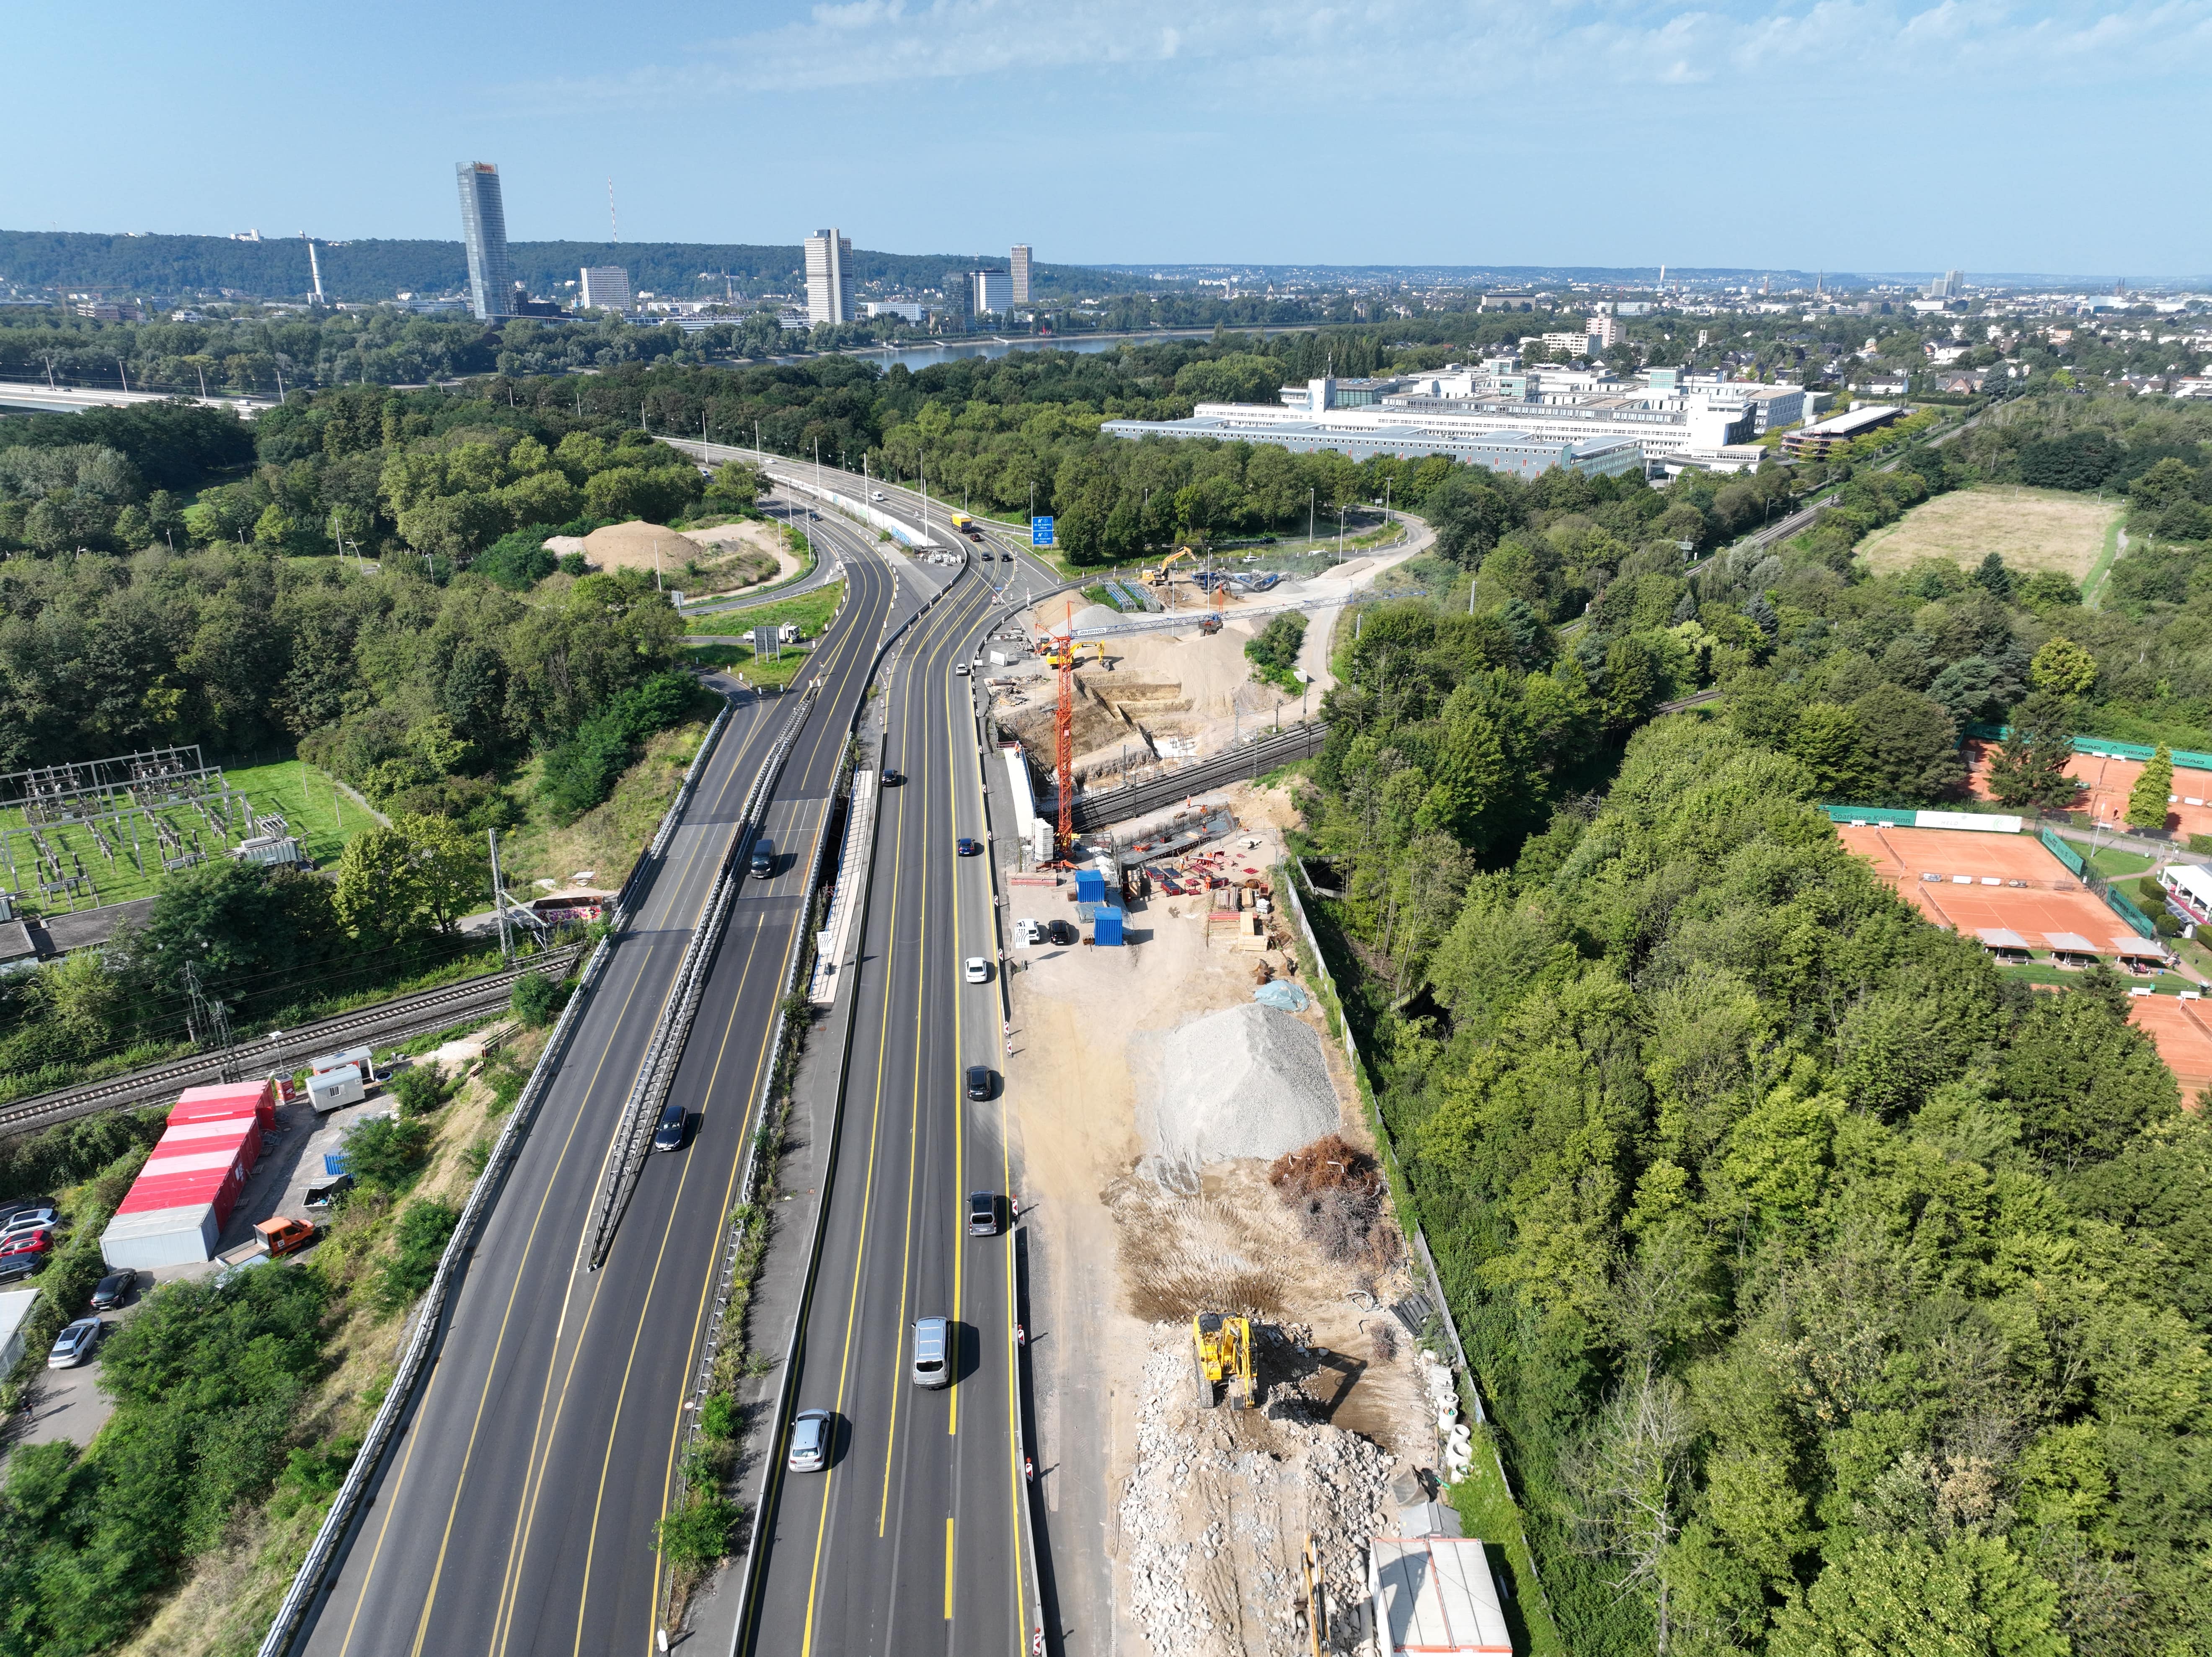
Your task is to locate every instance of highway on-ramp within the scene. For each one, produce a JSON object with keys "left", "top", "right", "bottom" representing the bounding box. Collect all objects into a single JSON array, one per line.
[
  {"left": 740, "top": 532, "right": 1044, "bottom": 1656},
  {"left": 298, "top": 519, "right": 902, "bottom": 1657}
]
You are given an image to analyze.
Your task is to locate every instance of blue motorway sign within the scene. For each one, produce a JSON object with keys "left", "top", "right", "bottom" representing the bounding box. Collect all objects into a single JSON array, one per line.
[{"left": 1031, "top": 515, "right": 1055, "bottom": 548}]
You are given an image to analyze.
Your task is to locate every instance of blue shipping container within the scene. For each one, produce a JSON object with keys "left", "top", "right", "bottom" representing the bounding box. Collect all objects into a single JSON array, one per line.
[{"left": 1094, "top": 908, "right": 1124, "bottom": 946}]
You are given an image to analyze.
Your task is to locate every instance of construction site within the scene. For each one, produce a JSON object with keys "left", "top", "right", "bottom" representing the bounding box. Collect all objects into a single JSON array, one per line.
[
  {"left": 980, "top": 541, "right": 1418, "bottom": 797},
  {"left": 997, "top": 770, "right": 1514, "bottom": 1657}
]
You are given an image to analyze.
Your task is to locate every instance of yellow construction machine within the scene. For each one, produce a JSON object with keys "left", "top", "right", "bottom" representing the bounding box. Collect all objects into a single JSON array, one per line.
[
  {"left": 1192, "top": 1312, "right": 1257, "bottom": 1409},
  {"left": 1145, "top": 546, "right": 1197, "bottom": 588}
]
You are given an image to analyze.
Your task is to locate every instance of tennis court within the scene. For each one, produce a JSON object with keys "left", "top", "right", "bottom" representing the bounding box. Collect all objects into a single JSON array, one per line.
[
  {"left": 2127, "top": 995, "right": 2212, "bottom": 1105},
  {"left": 1965, "top": 742, "right": 2212, "bottom": 841},
  {"left": 1836, "top": 823, "right": 2156, "bottom": 960}
]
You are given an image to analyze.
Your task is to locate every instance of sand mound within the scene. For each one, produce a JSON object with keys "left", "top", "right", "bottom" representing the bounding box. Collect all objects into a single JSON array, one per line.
[
  {"left": 579, "top": 520, "right": 695, "bottom": 573},
  {"left": 1137, "top": 1004, "right": 1339, "bottom": 1185}
]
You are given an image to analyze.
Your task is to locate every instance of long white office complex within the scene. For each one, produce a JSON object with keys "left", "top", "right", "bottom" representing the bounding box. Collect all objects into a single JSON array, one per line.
[{"left": 1103, "top": 358, "right": 1817, "bottom": 477}]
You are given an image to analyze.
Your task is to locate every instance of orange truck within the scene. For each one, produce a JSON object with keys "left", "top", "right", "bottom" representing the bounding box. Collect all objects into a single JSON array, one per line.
[{"left": 217, "top": 1216, "right": 318, "bottom": 1269}]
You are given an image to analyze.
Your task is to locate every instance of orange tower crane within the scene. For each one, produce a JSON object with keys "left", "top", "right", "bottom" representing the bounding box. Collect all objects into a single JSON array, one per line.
[{"left": 1054, "top": 600, "right": 1075, "bottom": 857}]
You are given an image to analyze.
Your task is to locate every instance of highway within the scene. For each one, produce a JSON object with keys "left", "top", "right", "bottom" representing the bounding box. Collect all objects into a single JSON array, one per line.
[
  {"left": 720, "top": 452, "right": 1061, "bottom": 1656},
  {"left": 297, "top": 513, "right": 904, "bottom": 1657}
]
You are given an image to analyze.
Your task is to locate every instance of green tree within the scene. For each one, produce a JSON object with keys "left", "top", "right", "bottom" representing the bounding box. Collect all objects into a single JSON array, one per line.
[
  {"left": 1850, "top": 682, "right": 1965, "bottom": 801},
  {"left": 1770, "top": 1534, "right": 2065, "bottom": 1657},
  {"left": 2028, "top": 635, "right": 2098, "bottom": 697},
  {"left": 1783, "top": 702, "right": 1868, "bottom": 798},
  {"left": 510, "top": 971, "right": 563, "bottom": 1028},
  {"left": 2127, "top": 743, "right": 2175, "bottom": 830},
  {"left": 1984, "top": 690, "right": 2078, "bottom": 810}
]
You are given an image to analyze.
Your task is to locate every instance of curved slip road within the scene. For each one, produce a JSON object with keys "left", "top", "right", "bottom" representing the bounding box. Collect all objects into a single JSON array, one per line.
[{"left": 298, "top": 515, "right": 902, "bottom": 1657}]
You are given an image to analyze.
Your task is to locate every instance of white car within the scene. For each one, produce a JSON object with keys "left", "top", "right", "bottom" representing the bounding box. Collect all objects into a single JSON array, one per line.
[
  {"left": 48, "top": 1317, "right": 101, "bottom": 1368},
  {"left": 964, "top": 956, "right": 990, "bottom": 984},
  {"left": 871, "top": 490, "right": 887, "bottom": 502}
]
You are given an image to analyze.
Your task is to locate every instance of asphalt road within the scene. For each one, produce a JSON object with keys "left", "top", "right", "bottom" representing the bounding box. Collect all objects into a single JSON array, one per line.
[
  {"left": 298, "top": 519, "right": 902, "bottom": 1657},
  {"left": 741, "top": 533, "right": 1045, "bottom": 1655}
]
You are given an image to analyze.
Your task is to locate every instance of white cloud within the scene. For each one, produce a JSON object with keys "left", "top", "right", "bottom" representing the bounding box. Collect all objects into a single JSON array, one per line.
[{"left": 503, "top": 0, "right": 2212, "bottom": 107}]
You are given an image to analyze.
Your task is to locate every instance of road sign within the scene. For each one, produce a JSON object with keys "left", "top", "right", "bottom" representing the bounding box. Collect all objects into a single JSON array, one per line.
[{"left": 1031, "top": 515, "right": 1054, "bottom": 548}]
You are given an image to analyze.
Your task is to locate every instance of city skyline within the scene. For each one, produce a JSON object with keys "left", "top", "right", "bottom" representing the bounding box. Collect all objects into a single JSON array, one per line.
[{"left": 6, "top": 1, "right": 2209, "bottom": 276}]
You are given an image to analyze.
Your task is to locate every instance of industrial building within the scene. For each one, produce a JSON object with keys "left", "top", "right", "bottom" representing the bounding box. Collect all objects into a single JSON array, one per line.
[
  {"left": 1781, "top": 403, "right": 1903, "bottom": 459},
  {"left": 578, "top": 266, "right": 632, "bottom": 313},
  {"left": 1106, "top": 361, "right": 1769, "bottom": 475},
  {"left": 455, "top": 162, "right": 512, "bottom": 322},
  {"left": 804, "top": 228, "right": 853, "bottom": 325}
]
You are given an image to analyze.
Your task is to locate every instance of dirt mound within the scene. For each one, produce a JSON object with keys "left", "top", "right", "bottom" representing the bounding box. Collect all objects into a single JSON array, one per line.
[
  {"left": 1135, "top": 1004, "right": 1339, "bottom": 1187},
  {"left": 1119, "top": 1326, "right": 1394, "bottom": 1656},
  {"left": 580, "top": 520, "right": 695, "bottom": 573},
  {"left": 1268, "top": 1135, "right": 1399, "bottom": 1269}
]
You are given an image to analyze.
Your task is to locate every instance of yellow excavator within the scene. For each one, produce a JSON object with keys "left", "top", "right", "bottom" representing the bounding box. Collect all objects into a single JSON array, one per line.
[
  {"left": 1145, "top": 546, "right": 1197, "bottom": 588},
  {"left": 1192, "top": 1312, "right": 1257, "bottom": 1410}
]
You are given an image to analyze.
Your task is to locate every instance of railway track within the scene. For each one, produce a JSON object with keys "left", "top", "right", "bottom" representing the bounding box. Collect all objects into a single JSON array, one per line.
[{"left": 0, "top": 945, "right": 584, "bottom": 1139}]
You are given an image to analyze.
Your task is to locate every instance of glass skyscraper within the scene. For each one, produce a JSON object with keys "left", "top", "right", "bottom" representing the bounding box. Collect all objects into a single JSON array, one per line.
[{"left": 456, "top": 162, "right": 512, "bottom": 321}]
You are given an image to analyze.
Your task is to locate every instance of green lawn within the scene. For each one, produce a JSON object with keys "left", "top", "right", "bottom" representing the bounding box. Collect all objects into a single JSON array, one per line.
[
  {"left": 684, "top": 580, "right": 844, "bottom": 640},
  {"left": 2087, "top": 844, "right": 2156, "bottom": 880},
  {"left": 0, "top": 757, "right": 371, "bottom": 917},
  {"left": 684, "top": 640, "right": 816, "bottom": 690}
]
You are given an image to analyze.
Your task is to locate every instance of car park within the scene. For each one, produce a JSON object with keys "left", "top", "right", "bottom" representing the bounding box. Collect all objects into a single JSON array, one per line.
[
  {"left": 788, "top": 1409, "right": 833, "bottom": 1471},
  {"left": 89, "top": 1270, "right": 138, "bottom": 1310},
  {"left": 963, "top": 956, "right": 990, "bottom": 984},
  {"left": 911, "top": 1317, "right": 952, "bottom": 1388},
  {"left": 652, "top": 1102, "right": 688, "bottom": 1153},
  {"left": 965, "top": 1065, "right": 993, "bottom": 1102},
  {"left": 956, "top": 837, "right": 981, "bottom": 856},
  {"left": 968, "top": 1191, "right": 999, "bottom": 1236},
  {"left": 47, "top": 1317, "right": 101, "bottom": 1368}
]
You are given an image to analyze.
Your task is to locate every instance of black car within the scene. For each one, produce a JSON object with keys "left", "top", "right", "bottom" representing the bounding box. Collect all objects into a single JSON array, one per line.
[
  {"left": 89, "top": 1270, "right": 137, "bottom": 1311},
  {"left": 967, "top": 1191, "right": 998, "bottom": 1236},
  {"left": 1047, "top": 919, "right": 1076, "bottom": 946},
  {"left": 965, "top": 1065, "right": 993, "bottom": 1102},
  {"left": 883, "top": 769, "right": 904, "bottom": 786},
  {"left": 652, "top": 1102, "right": 688, "bottom": 1153}
]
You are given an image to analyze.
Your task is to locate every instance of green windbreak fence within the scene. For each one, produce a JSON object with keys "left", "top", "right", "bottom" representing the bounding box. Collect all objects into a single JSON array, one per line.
[
  {"left": 1967, "top": 725, "right": 2212, "bottom": 773},
  {"left": 2106, "top": 885, "right": 2158, "bottom": 938},
  {"left": 1820, "top": 804, "right": 1917, "bottom": 826},
  {"left": 2039, "top": 828, "right": 2088, "bottom": 878}
]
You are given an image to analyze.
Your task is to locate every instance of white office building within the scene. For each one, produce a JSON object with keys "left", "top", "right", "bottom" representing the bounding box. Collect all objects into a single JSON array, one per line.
[
  {"left": 1010, "top": 244, "right": 1032, "bottom": 304},
  {"left": 969, "top": 269, "right": 1012, "bottom": 317},
  {"left": 863, "top": 301, "right": 928, "bottom": 323},
  {"left": 805, "top": 228, "right": 854, "bottom": 325},
  {"left": 578, "top": 266, "right": 632, "bottom": 313}
]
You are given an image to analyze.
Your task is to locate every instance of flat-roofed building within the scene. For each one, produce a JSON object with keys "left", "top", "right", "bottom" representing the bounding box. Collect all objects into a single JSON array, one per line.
[
  {"left": 578, "top": 266, "right": 631, "bottom": 313},
  {"left": 1101, "top": 410, "right": 1643, "bottom": 479},
  {"left": 1782, "top": 403, "right": 1904, "bottom": 459}
]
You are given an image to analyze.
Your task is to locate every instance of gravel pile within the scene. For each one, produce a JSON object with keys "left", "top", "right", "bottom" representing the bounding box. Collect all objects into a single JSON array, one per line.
[
  {"left": 1119, "top": 1329, "right": 1394, "bottom": 1656},
  {"left": 1140, "top": 1004, "right": 1339, "bottom": 1181}
]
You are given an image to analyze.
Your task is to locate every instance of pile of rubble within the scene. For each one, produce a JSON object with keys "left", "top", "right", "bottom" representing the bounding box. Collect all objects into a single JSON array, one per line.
[{"left": 1118, "top": 1327, "right": 1395, "bottom": 1656}]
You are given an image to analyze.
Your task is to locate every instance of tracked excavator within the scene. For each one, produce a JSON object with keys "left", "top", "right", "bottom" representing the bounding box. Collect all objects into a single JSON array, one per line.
[{"left": 1192, "top": 1312, "right": 1257, "bottom": 1409}]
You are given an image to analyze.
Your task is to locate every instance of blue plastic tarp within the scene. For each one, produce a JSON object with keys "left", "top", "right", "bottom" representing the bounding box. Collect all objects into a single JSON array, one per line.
[{"left": 1253, "top": 980, "right": 1309, "bottom": 1012}]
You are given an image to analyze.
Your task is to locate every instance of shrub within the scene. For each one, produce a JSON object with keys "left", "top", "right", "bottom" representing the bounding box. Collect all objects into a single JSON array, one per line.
[
  {"left": 344, "top": 1116, "right": 432, "bottom": 1193},
  {"left": 471, "top": 526, "right": 559, "bottom": 590},
  {"left": 377, "top": 1200, "right": 459, "bottom": 1311},
  {"left": 698, "top": 1391, "right": 738, "bottom": 1441},
  {"left": 654, "top": 1493, "right": 739, "bottom": 1572},
  {"left": 390, "top": 1061, "right": 448, "bottom": 1119},
  {"left": 510, "top": 971, "right": 563, "bottom": 1028}
]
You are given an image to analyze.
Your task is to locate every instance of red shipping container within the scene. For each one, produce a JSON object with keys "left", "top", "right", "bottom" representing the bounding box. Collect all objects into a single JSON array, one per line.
[{"left": 173, "top": 1079, "right": 276, "bottom": 1129}]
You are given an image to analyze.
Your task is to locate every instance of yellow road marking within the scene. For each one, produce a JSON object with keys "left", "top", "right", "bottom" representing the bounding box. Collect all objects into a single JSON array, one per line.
[{"left": 945, "top": 1516, "right": 956, "bottom": 1620}]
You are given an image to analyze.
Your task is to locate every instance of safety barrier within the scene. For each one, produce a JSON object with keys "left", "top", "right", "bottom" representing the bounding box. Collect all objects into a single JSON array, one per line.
[{"left": 2040, "top": 828, "right": 2089, "bottom": 878}]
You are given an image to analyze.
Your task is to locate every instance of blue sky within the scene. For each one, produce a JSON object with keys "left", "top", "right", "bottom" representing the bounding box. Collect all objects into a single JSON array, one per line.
[{"left": 8, "top": 0, "right": 2209, "bottom": 277}]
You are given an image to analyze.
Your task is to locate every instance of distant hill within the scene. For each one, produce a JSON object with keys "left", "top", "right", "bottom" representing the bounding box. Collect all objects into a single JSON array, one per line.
[{"left": 0, "top": 231, "right": 1133, "bottom": 304}]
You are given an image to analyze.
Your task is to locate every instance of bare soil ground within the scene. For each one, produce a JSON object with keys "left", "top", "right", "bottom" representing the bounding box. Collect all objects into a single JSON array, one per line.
[
  {"left": 1004, "top": 818, "right": 1428, "bottom": 1657},
  {"left": 1856, "top": 484, "right": 2122, "bottom": 580}
]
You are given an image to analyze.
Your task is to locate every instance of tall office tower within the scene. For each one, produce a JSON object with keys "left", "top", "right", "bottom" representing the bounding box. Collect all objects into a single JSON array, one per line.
[
  {"left": 970, "top": 269, "right": 1011, "bottom": 317},
  {"left": 1010, "top": 243, "right": 1032, "bottom": 305},
  {"left": 805, "top": 229, "right": 853, "bottom": 325},
  {"left": 579, "top": 266, "right": 633, "bottom": 312},
  {"left": 456, "top": 162, "right": 512, "bottom": 321}
]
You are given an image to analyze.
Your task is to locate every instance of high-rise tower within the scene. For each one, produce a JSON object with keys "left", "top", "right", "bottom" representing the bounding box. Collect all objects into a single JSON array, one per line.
[
  {"left": 456, "top": 162, "right": 512, "bottom": 321},
  {"left": 1010, "top": 243, "right": 1032, "bottom": 305},
  {"left": 805, "top": 229, "right": 853, "bottom": 326}
]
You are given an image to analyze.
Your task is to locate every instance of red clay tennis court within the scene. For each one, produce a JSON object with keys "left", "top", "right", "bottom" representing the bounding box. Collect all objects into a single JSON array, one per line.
[
  {"left": 1836, "top": 823, "right": 2169, "bottom": 965},
  {"left": 1965, "top": 743, "right": 2212, "bottom": 841},
  {"left": 2126, "top": 995, "right": 2212, "bottom": 1105}
]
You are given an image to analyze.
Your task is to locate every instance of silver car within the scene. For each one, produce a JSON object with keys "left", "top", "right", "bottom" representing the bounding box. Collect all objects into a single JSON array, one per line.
[
  {"left": 48, "top": 1317, "right": 101, "bottom": 1368},
  {"left": 912, "top": 1318, "right": 952, "bottom": 1389},
  {"left": 788, "top": 1408, "right": 833, "bottom": 1472}
]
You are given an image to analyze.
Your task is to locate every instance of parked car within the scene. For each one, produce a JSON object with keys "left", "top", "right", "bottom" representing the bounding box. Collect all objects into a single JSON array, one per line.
[
  {"left": 1, "top": 1205, "right": 57, "bottom": 1234},
  {"left": 788, "top": 1409, "right": 834, "bottom": 1471},
  {"left": 1047, "top": 920, "right": 1076, "bottom": 946},
  {"left": 967, "top": 1191, "right": 999, "bottom": 1236},
  {"left": 652, "top": 1102, "right": 688, "bottom": 1153},
  {"left": 0, "top": 1229, "right": 54, "bottom": 1265},
  {"left": 89, "top": 1270, "right": 138, "bottom": 1310},
  {"left": 47, "top": 1317, "right": 101, "bottom": 1368},
  {"left": 963, "top": 956, "right": 990, "bottom": 984}
]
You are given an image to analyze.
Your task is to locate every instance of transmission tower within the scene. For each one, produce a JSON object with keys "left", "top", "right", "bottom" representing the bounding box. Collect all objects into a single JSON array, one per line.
[{"left": 182, "top": 958, "right": 241, "bottom": 1082}]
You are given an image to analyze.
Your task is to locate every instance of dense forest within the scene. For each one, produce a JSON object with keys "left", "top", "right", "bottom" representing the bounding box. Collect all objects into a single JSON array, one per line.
[{"left": 1284, "top": 385, "right": 2212, "bottom": 1655}]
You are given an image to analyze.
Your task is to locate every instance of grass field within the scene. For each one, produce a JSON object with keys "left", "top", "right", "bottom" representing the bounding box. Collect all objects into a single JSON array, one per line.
[
  {"left": 1856, "top": 485, "right": 2123, "bottom": 582},
  {"left": 683, "top": 579, "right": 843, "bottom": 640},
  {"left": 0, "top": 757, "right": 372, "bottom": 917}
]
